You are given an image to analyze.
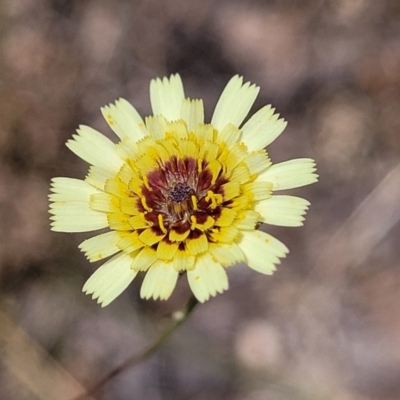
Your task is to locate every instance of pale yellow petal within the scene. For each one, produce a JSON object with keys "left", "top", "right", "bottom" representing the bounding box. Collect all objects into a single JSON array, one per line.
[
  {"left": 229, "top": 163, "right": 251, "bottom": 184},
  {"left": 241, "top": 105, "right": 287, "bottom": 151},
  {"left": 101, "top": 98, "right": 147, "bottom": 142},
  {"left": 255, "top": 195, "right": 310, "bottom": 227},
  {"left": 165, "top": 120, "right": 188, "bottom": 140},
  {"left": 187, "top": 253, "right": 228, "bottom": 302},
  {"left": 49, "top": 178, "right": 107, "bottom": 232},
  {"left": 185, "top": 234, "right": 208, "bottom": 256},
  {"left": 145, "top": 115, "right": 168, "bottom": 140},
  {"left": 234, "top": 210, "right": 260, "bottom": 230},
  {"left": 211, "top": 75, "right": 259, "bottom": 130},
  {"left": 79, "top": 231, "right": 122, "bottom": 262},
  {"left": 257, "top": 158, "right": 318, "bottom": 191},
  {"left": 238, "top": 230, "right": 288, "bottom": 275},
  {"left": 131, "top": 247, "right": 157, "bottom": 271},
  {"left": 117, "top": 231, "right": 144, "bottom": 253},
  {"left": 243, "top": 181, "right": 272, "bottom": 201},
  {"left": 217, "top": 123, "right": 241, "bottom": 146},
  {"left": 89, "top": 193, "right": 120, "bottom": 213},
  {"left": 244, "top": 151, "right": 271, "bottom": 175},
  {"left": 209, "top": 226, "right": 240, "bottom": 243},
  {"left": 83, "top": 252, "right": 138, "bottom": 307},
  {"left": 173, "top": 249, "right": 195, "bottom": 271},
  {"left": 85, "top": 166, "right": 114, "bottom": 191},
  {"left": 66, "top": 125, "right": 123, "bottom": 172},
  {"left": 49, "top": 206, "right": 108, "bottom": 232},
  {"left": 140, "top": 260, "right": 179, "bottom": 300},
  {"left": 181, "top": 98, "right": 204, "bottom": 132},
  {"left": 107, "top": 213, "right": 131, "bottom": 231},
  {"left": 195, "top": 123, "right": 214, "bottom": 142},
  {"left": 49, "top": 177, "right": 100, "bottom": 202},
  {"left": 150, "top": 74, "right": 185, "bottom": 121},
  {"left": 209, "top": 243, "right": 245, "bottom": 267}
]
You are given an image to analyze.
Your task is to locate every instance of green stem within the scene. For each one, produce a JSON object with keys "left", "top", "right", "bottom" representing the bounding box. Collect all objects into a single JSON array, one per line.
[{"left": 72, "top": 296, "right": 199, "bottom": 400}]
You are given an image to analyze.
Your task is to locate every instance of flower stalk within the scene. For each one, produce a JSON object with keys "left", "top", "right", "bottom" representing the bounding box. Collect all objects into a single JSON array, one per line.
[{"left": 72, "top": 296, "right": 198, "bottom": 400}]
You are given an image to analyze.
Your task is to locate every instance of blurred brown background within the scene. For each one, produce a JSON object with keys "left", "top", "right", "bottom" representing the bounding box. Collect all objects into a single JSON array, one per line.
[{"left": 1, "top": 0, "right": 400, "bottom": 399}]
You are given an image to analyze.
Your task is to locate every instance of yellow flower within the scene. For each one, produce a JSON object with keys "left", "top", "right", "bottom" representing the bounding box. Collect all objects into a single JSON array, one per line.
[{"left": 49, "top": 74, "right": 317, "bottom": 306}]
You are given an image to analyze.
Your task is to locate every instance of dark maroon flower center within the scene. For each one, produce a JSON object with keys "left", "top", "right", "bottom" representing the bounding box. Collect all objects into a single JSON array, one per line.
[
  {"left": 168, "top": 182, "right": 192, "bottom": 204},
  {"left": 135, "top": 156, "right": 228, "bottom": 239}
]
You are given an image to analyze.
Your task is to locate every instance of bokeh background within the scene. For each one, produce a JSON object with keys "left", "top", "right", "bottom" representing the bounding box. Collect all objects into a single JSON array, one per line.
[{"left": 1, "top": 0, "right": 400, "bottom": 399}]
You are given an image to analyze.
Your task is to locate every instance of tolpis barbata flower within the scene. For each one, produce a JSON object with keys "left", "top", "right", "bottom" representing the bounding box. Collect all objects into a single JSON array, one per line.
[{"left": 49, "top": 74, "right": 317, "bottom": 306}]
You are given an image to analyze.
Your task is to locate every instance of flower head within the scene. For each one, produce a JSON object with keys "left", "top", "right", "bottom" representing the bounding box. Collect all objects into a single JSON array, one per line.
[{"left": 49, "top": 74, "right": 317, "bottom": 306}]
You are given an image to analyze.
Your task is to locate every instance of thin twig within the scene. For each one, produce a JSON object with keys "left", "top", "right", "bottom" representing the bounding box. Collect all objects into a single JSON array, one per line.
[{"left": 71, "top": 296, "right": 199, "bottom": 400}]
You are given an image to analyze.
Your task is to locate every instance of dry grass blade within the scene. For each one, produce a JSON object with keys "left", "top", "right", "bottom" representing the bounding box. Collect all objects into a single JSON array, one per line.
[
  {"left": 317, "top": 163, "right": 400, "bottom": 277},
  {"left": 0, "top": 311, "right": 91, "bottom": 400}
]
